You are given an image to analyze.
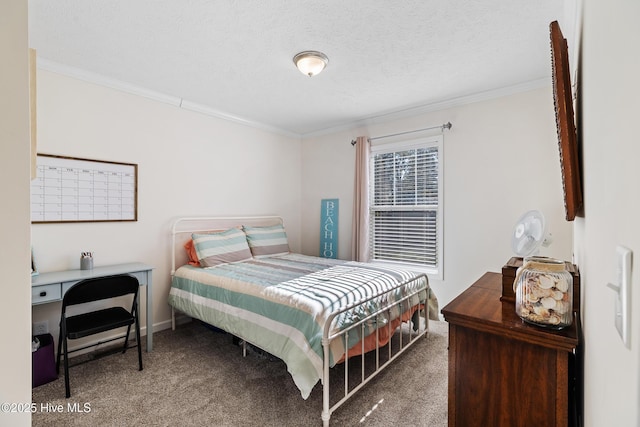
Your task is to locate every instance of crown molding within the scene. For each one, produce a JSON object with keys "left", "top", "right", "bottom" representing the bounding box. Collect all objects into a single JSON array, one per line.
[
  {"left": 36, "top": 58, "right": 301, "bottom": 139},
  {"left": 178, "top": 100, "right": 300, "bottom": 138},
  {"left": 37, "top": 58, "right": 183, "bottom": 106},
  {"left": 301, "top": 78, "right": 550, "bottom": 138},
  {"left": 37, "top": 58, "right": 549, "bottom": 141}
]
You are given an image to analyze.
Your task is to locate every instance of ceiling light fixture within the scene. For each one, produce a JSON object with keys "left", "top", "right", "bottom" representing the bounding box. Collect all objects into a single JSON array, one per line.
[{"left": 293, "top": 51, "right": 329, "bottom": 77}]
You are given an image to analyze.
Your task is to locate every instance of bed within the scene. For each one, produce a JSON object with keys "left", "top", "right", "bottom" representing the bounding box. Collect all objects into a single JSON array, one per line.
[{"left": 168, "top": 216, "right": 438, "bottom": 426}]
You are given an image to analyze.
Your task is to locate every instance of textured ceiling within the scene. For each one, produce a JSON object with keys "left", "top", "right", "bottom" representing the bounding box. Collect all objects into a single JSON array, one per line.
[{"left": 28, "top": 0, "right": 572, "bottom": 136}]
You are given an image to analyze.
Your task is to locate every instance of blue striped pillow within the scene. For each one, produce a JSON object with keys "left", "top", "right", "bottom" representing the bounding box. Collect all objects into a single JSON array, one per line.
[
  {"left": 242, "top": 224, "right": 290, "bottom": 257},
  {"left": 191, "top": 228, "right": 253, "bottom": 268}
]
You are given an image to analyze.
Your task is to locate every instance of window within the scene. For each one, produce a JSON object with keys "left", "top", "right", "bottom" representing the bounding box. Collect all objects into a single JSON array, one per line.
[{"left": 369, "top": 135, "right": 443, "bottom": 278}]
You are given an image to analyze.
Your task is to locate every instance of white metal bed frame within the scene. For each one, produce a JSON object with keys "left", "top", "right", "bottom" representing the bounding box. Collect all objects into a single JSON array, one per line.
[{"left": 169, "top": 216, "right": 430, "bottom": 426}]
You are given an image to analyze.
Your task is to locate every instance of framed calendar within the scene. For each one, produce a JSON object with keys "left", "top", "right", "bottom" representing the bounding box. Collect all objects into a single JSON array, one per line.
[{"left": 31, "top": 154, "right": 138, "bottom": 223}]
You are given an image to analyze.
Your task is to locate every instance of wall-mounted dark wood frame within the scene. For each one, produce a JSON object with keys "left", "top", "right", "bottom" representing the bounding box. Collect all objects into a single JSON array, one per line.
[
  {"left": 550, "top": 20, "right": 582, "bottom": 221},
  {"left": 31, "top": 154, "right": 138, "bottom": 223}
]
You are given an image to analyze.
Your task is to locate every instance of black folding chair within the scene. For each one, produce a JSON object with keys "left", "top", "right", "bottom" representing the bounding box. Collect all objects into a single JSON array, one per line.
[{"left": 56, "top": 274, "right": 143, "bottom": 398}]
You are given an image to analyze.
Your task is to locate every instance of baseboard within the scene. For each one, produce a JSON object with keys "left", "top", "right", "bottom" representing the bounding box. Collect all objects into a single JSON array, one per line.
[{"left": 65, "top": 318, "right": 187, "bottom": 358}]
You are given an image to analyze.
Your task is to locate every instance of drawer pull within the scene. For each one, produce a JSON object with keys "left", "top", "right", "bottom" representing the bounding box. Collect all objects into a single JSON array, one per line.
[{"left": 39, "top": 291, "right": 47, "bottom": 297}]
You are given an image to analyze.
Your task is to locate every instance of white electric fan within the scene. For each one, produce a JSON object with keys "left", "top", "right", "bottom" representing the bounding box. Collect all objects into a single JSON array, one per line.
[{"left": 511, "top": 210, "right": 553, "bottom": 257}]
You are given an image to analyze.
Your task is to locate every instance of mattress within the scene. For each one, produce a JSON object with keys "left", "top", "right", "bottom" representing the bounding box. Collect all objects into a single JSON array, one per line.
[{"left": 168, "top": 253, "right": 433, "bottom": 398}]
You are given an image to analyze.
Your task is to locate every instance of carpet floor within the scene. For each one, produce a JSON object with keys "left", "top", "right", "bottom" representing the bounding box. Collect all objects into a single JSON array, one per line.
[{"left": 32, "top": 319, "right": 449, "bottom": 426}]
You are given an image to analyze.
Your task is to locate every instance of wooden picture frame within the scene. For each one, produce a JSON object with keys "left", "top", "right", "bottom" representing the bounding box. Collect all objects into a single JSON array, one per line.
[
  {"left": 31, "top": 154, "right": 138, "bottom": 223},
  {"left": 550, "top": 21, "right": 582, "bottom": 221}
]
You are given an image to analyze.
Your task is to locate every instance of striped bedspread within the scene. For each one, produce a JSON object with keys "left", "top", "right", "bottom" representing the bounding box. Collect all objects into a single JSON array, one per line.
[{"left": 168, "top": 253, "right": 435, "bottom": 399}]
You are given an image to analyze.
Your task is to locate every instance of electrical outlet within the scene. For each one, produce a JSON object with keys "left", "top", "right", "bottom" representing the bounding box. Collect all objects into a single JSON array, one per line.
[{"left": 33, "top": 321, "right": 48, "bottom": 335}]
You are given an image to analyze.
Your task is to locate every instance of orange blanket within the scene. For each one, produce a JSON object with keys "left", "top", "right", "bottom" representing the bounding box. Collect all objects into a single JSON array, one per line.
[{"left": 337, "top": 304, "right": 423, "bottom": 363}]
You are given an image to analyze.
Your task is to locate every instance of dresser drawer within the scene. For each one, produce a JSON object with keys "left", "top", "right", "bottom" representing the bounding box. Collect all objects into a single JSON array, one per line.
[{"left": 32, "top": 284, "right": 61, "bottom": 304}]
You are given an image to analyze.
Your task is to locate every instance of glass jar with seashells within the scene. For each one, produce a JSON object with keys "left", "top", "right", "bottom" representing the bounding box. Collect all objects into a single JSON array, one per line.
[{"left": 514, "top": 256, "right": 573, "bottom": 329}]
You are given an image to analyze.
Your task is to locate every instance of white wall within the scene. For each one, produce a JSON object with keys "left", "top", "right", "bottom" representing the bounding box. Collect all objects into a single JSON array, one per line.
[
  {"left": 301, "top": 87, "right": 574, "bottom": 309},
  {"left": 31, "top": 70, "right": 302, "bottom": 344},
  {"left": 577, "top": 0, "right": 640, "bottom": 425},
  {"left": 31, "top": 72, "right": 573, "bottom": 336},
  {"left": 23, "top": 8, "right": 634, "bottom": 427},
  {"left": 0, "top": 0, "right": 32, "bottom": 425}
]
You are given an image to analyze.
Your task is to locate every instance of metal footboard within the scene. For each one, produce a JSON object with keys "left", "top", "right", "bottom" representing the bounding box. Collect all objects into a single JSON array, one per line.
[{"left": 320, "top": 273, "right": 429, "bottom": 426}]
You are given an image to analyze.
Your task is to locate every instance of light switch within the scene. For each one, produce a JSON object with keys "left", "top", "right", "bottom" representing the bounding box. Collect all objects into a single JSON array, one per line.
[{"left": 607, "top": 245, "right": 632, "bottom": 348}]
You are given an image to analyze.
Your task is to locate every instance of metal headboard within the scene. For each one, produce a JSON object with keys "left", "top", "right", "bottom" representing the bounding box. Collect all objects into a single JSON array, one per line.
[{"left": 170, "top": 216, "right": 284, "bottom": 275}]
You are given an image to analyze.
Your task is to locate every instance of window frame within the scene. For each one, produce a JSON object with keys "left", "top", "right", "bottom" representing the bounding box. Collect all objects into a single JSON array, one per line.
[{"left": 368, "top": 135, "right": 444, "bottom": 280}]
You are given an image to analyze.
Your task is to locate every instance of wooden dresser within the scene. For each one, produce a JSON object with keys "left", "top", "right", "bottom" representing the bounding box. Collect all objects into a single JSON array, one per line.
[{"left": 441, "top": 272, "right": 581, "bottom": 427}]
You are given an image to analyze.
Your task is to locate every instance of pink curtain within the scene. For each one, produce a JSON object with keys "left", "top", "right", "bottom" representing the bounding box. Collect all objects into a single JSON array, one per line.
[{"left": 351, "top": 136, "right": 370, "bottom": 262}]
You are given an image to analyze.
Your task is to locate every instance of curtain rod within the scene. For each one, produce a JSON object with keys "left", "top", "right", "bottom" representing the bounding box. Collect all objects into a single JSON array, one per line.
[{"left": 350, "top": 122, "right": 452, "bottom": 146}]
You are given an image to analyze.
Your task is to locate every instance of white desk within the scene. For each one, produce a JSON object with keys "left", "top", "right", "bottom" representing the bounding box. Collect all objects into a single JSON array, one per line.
[{"left": 31, "top": 262, "right": 154, "bottom": 351}]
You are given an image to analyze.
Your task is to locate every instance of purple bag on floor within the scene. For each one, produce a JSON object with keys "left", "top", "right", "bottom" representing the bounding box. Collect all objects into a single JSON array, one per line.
[{"left": 32, "top": 333, "right": 57, "bottom": 388}]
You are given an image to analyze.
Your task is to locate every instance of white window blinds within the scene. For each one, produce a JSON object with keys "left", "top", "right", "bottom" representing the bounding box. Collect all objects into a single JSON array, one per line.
[{"left": 369, "top": 136, "right": 443, "bottom": 274}]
